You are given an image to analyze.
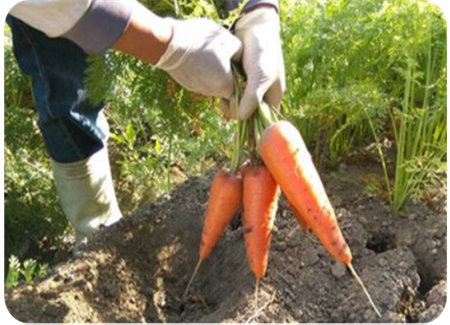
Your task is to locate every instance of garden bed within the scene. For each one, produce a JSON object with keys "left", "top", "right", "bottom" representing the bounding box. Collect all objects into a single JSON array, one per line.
[{"left": 5, "top": 163, "right": 446, "bottom": 323}]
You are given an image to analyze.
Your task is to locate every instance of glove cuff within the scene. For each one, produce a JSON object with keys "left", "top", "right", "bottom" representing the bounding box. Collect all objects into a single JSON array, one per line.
[
  {"left": 234, "top": 6, "right": 280, "bottom": 34},
  {"left": 154, "top": 18, "right": 192, "bottom": 71}
]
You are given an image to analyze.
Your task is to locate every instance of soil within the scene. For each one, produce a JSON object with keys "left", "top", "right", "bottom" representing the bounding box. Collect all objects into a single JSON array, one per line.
[{"left": 5, "top": 163, "right": 447, "bottom": 323}]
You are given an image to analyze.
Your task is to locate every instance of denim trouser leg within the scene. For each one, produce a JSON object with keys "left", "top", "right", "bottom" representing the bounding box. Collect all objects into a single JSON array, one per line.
[{"left": 7, "top": 16, "right": 109, "bottom": 163}]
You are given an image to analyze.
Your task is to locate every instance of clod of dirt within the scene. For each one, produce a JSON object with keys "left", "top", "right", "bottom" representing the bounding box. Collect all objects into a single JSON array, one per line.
[
  {"left": 5, "top": 167, "right": 446, "bottom": 323},
  {"left": 301, "top": 247, "right": 320, "bottom": 266},
  {"left": 417, "top": 305, "right": 444, "bottom": 323},
  {"left": 426, "top": 280, "right": 447, "bottom": 307},
  {"left": 331, "top": 262, "right": 347, "bottom": 278}
]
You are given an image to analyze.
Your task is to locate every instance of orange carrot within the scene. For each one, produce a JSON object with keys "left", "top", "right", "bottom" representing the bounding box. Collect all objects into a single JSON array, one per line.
[
  {"left": 184, "top": 168, "right": 243, "bottom": 297},
  {"left": 238, "top": 159, "right": 251, "bottom": 177},
  {"left": 199, "top": 169, "right": 243, "bottom": 259},
  {"left": 243, "top": 164, "right": 279, "bottom": 308},
  {"left": 243, "top": 165, "right": 280, "bottom": 279},
  {"left": 287, "top": 200, "right": 311, "bottom": 232},
  {"left": 259, "top": 120, "right": 381, "bottom": 317},
  {"left": 260, "top": 121, "right": 350, "bottom": 263}
]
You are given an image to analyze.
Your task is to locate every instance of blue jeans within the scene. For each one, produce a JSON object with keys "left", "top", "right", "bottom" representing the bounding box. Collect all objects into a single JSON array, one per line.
[{"left": 7, "top": 16, "right": 109, "bottom": 163}]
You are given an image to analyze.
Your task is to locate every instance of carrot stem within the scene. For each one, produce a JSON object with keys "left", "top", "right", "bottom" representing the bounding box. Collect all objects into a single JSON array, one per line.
[
  {"left": 347, "top": 263, "right": 382, "bottom": 318},
  {"left": 253, "top": 118, "right": 261, "bottom": 151},
  {"left": 232, "top": 120, "right": 244, "bottom": 172},
  {"left": 257, "top": 102, "right": 274, "bottom": 128},
  {"left": 230, "top": 61, "right": 248, "bottom": 172},
  {"left": 183, "top": 259, "right": 203, "bottom": 298}
]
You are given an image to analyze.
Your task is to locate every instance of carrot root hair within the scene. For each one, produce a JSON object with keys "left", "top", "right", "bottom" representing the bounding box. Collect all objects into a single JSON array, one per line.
[
  {"left": 245, "top": 290, "right": 276, "bottom": 324},
  {"left": 183, "top": 259, "right": 203, "bottom": 299},
  {"left": 347, "top": 263, "right": 382, "bottom": 318},
  {"left": 254, "top": 278, "right": 260, "bottom": 310}
]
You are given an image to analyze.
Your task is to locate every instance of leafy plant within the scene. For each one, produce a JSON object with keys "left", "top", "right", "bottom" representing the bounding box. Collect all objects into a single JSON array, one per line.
[
  {"left": 281, "top": 0, "right": 445, "bottom": 165},
  {"left": 364, "top": 0, "right": 447, "bottom": 210},
  {"left": 280, "top": 0, "right": 393, "bottom": 166},
  {"left": 390, "top": 57, "right": 446, "bottom": 210},
  {"left": 6, "top": 255, "right": 50, "bottom": 289},
  {"left": 4, "top": 26, "right": 68, "bottom": 264},
  {"left": 280, "top": 0, "right": 446, "bottom": 210},
  {"left": 4, "top": 24, "right": 29, "bottom": 107},
  {"left": 5, "top": 256, "right": 21, "bottom": 289}
]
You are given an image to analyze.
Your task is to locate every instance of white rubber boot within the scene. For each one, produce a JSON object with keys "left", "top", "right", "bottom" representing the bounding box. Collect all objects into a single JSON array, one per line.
[{"left": 51, "top": 147, "right": 122, "bottom": 245}]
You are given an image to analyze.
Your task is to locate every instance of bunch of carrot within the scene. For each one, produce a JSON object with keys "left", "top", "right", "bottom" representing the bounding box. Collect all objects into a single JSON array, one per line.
[{"left": 183, "top": 70, "right": 381, "bottom": 318}]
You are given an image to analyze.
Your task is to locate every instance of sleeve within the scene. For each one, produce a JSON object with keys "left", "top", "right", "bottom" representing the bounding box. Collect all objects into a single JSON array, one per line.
[{"left": 9, "top": 0, "right": 135, "bottom": 54}]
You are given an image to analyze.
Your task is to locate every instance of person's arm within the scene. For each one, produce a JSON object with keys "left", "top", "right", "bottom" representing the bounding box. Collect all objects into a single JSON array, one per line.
[
  {"left": 111, "top": 4, "right": 172, "bottom": 65},
  {"left": 9, "top": 0, "right": 133, "bottom": 55},
  {"left": 9, "top": 0, "right": 173, "bottom": 64},
  {"left": 9, "top": 0, "right": 241, "bottom": 99}
]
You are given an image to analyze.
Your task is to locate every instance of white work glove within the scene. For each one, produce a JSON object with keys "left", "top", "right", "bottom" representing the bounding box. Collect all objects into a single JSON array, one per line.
[
  {"left": 155, "top": 18, "right": 242, "bottom": 99},
  {"left": 51, "top": 147, "right": 122, "bottom": 245},
  {"left": 222, "top": 7, "right": 285, "bottom": 120}
]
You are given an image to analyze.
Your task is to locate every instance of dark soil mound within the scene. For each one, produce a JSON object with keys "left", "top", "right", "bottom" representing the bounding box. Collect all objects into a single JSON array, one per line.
[{"left": 5, "top": 165, "right": 446, "bottom": 323}]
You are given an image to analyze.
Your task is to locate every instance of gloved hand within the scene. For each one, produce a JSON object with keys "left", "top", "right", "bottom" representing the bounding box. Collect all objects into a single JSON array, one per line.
[
  {"left": 222, "top": 7, "right": 285, "bottom": 120},
  {"left": 155, "top": 18, "right": 242, "bottom": 100}
]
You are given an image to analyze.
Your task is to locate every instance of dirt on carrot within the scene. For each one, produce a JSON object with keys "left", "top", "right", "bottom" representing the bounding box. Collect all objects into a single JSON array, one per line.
[{"left": 4, "top": 163, "right": 446, "bottom": 323}]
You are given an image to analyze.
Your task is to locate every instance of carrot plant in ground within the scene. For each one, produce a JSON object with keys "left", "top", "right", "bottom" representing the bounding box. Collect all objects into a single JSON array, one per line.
[
  {"left": 280, "top": 0, "right": 446, "bottom": 210},
  {"left": 281, "top": 0, "right": 391, "bottom": 167},
  {"left": 390, "top": 40, "right": 446, "bottom": 210},
  {"left": 365, "top": 1, "right": 447, "bottom": 211}
]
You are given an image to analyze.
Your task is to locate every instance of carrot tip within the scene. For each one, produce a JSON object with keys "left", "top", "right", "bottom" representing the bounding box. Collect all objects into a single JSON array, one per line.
[
  {"left": 183, "top": 259, "right": 203, "bottom": 299},
  {"left": 254, "top": 278, "right": 260, "bottom": 310},
  {"left": 347, "top": 263, "right": 382, "bottom": 318}
]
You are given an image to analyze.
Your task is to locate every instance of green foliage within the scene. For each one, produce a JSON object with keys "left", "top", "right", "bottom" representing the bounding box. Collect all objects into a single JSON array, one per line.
[
  {"left": 280, "top": 0, "right": 446, "bottom": 172},
  {"left": 4, "top": 25, "right": 29, "bottom": 107},
  {"left": 280, "top": 0, "right": 392, "bottom": 166},
  {"left": 5, "top": 256, "right": 21, "bottom": 289},
  {"left": 4, "top": 113, "right": 68, "bottom": 260},
  {"left": 4, "top": 26, "right": 68, "bottom": 266},
  {"left": 85, "top": 49, "right": 234, "bottom": 212},
  {"left": 288, "top": 83, "right": 388, "bottom": 165},
  {"left": 390, "top": 52, "right": 446, "bottom": 210},
  {"left": 351, "top": 0, "right": 447, "bottom": 210},
  {"left": 6, "top": 255, "right": 50, "bottom": 289},
  {"left": 139, "top": 0, "right": 248, "bottom": 25},
  {"left": 280, "top": 0, "right": 446, "bottom": 210}
]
